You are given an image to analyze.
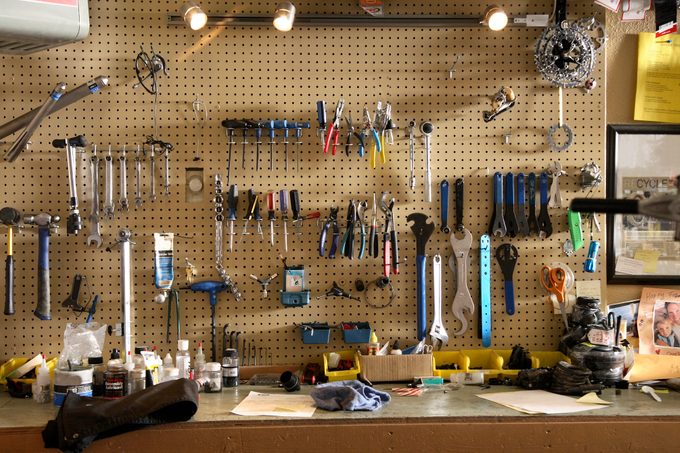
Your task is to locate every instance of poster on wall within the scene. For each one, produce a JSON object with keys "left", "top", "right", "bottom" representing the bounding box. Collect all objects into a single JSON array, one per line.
[{"left": 638, "top": 287, "right": 680, "bottom": 355}]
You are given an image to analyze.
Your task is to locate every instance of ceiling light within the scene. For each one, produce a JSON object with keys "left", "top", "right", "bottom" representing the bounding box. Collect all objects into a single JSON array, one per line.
[
  {"left": 482, "top": 5, "right": 508, "bottom": 31},
  {"left": 181, "top": 1, "right": 208, "bottom": 30},
  {"left": 273, "top": 2, "right": 296, "bottom": 32}
]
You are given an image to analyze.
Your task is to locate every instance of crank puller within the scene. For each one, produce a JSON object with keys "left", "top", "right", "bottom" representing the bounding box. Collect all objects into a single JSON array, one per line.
[
  {"left": 538, "top": 172, "right": 553, "bottom": 238},
  {"left": 527, "top": 172, "right": 539, "bottom": 236},
  {"left": 479, "top": 234, "right": 492, "bottom": 347},
  {"left": 504, "top": 172, "right": 518, "bottom": 238},
  {"left": 516, "top": 173, "right": 530, "bottom": 237},
  {"left": 495, "top": 243, "right": 519, "bottom": 316},
  {"left": 440, "top": 179, "right": 450, "bottom": 234},
  {"left": 455, "top": 178, "right": 465, "bottom": 232},
  {"left": 407, "top": 213, "right": 435, "bottom": 341}
]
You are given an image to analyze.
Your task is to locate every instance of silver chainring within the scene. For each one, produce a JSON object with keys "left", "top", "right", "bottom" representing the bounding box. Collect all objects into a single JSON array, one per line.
[{"left": 535, "top": 21, "right": 596, "bottom": 88}]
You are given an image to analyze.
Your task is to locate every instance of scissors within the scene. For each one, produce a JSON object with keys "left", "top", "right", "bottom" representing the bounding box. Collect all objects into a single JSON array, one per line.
[{"left": 540, "top": 265, "right": 569, "bottom": 329}]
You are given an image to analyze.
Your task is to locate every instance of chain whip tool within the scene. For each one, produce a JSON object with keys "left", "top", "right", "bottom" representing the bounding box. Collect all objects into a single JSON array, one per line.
[
  {"left": 87, "top": 145, "right": 102, "bottom": 247},
  {"left": 134, "top": 145, "right": 143, "bottom": 208},
  {"left": 104, "top": 146, "right": 115, "bottom": 219},
  {"left": 479, "top": 234, "right": 492, "bottom": 347},
  {"left": 420, "top": 122, "right": 434, "bottom": 203},
  {"left": 53, "top": 135, "right": 85, "bottom": 235},
  {"left": 267, "top": 192, "right": 276, "bottom": 247},
  {"left": 408, "top": 121, "right": 416, "bottom": 190},
  {"left": 23, "top": 213, "right": 60, "bottom": 320},
  {"left": 429, "top": 255, "right": 448, "bottom": 350},
  {"left": 450, "top": 228, "right": 474, "bottom": 335},
  {"left": 213, "top": 178, "right": 242, "bottom": 303},
  {"left": 119, "top": 145, "right": 129, "bottom": 211}
]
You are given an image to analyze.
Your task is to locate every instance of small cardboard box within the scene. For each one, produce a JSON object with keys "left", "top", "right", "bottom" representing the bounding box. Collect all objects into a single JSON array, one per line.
[{"left": 358, "top": 353, "right": 434, "bottom": 382}]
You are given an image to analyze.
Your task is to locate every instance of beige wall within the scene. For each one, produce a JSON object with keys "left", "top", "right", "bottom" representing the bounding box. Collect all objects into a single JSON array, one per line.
[{"left": 604, "top": 11, "right": 680, "bottom": 303}]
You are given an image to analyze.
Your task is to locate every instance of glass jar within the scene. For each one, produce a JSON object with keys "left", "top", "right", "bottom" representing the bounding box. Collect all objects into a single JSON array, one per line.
[
  {"left": 128, "top": 369, "right": 146, "bottom": 394},
  {"left": 221, "top": 348, "right": 239, "bottom": 388},
  {"left": 104, "top": 362, "right": 127, "bottom": 398},
  {"left": 201, "top": 362, "right": 222, "bottom": 393}
]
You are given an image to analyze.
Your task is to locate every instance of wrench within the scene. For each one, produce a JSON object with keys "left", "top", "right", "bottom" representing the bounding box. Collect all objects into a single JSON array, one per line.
[
  {"left": 420, "top": 122, "right": 434, "bottom": 203},
  {"left": 548, "top": 161, "right": 565, "bottom": 208},
  {"left": 450, "top": 228, "right": 475, "bottom": 335},
  {"left": 516, "top": 173, "right": 530, "bottom": 237},
  {"left": 495, "top": 244, "right": 519, "bottom": 315},
  {"left": 87, "top": 145, "right": 102, "bottom": 247},
  {"left": 53, "top": 136, "right": 86, "bottom": 235},
  {"left": 134, "top": 145, "right": 143, "bottom": 208},
  {"left": 119, "top": 145, "right": 129, "bottom": 211},
  {"left": 538, "top": 172, "right": 553, "bottom": 238},
  {"left": 407, "top": 213, "right": 435, "bottom": 341},
  {"left": 490, "top": 172, "right": 507, "bottom": 237},
  {"left": 504, "top": 172, "right": 518, "bottom": 238},
  {"left": 527, "top": 173, "right": 539, "bottom": 236},
  {"left": 149, "top": 143, "right": 157, "bottom": 202},
  {"left": 103, "top": 146, "right": 115, "bottom": 220},
  {"left": 429, "top": 254, "right": 448, "bottom": 350},
  {"left": 440, "top": 179, "right": 450, "bottom": 234},
  {"left": 162, "top": 144, "right": 171, "bottom": 196}
]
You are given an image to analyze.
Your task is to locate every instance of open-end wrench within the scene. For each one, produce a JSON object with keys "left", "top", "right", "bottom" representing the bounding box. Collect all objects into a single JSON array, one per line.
[
  {"left": 495, "top": 244, "right": 519, "bottom": 315},
  {"left": 440, "top": 179, "right": 450, "bottom": 234},
  {"left": 148, "top": 143, "right": 157, "bottom": 202},
  {"left": 408, "top": 121, "right": 416, "bottom": 190},
  {"left": 455, "top": 178, "right": 465, "bottom": 232},
  {"left": 104, "top": 146, "right": 115, "bottom": 220},
  {"left": 450, "top": 228, "right": 474, "bottom": 335},
  {"left": 527, "top": 173, "right": 539, "bottom": 236},
  {"left": 504, "top": 172, "right": 518, "bottom": 238},
  {"left": 119, "top": 145, "right": 129, "bottom": 211},
  {"left": 538, "top": 172, "right": 553, "bottom": 238},
  {"left": 490, "top": 172, "right": 506, "bottom": 237},
  {"left": 420, "top": 122, "right": 434, "bottom": 203},
  {"left": 429, "top": 254, "right": 448, "bottom": 350},
  {"left": 407, "top": 213, "right": 434, "bottom": 341},
  {"left": 87, "top": 145, "right": 102, "bottom": 248},
  {"left": 516, "top": 173, "right": 530, "bottom": 237},
  {"left": 134, "top": 145, "right": 143, "bottom": 209}
]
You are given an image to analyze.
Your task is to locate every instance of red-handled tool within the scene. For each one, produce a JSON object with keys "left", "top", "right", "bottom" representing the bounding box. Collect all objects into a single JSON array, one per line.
[{"left": 323, "top": 98, "right": 345, "bottom": 155}]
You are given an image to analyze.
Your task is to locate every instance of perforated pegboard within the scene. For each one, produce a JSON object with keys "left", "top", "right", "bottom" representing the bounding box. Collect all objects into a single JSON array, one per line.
[{"left": 0, "top": 0, "right": 604, "bottom": 364}]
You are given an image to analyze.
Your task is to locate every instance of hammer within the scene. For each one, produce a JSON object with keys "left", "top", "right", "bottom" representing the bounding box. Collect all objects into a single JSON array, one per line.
[
  {"left": 23, "top": 213, "right": 60, "bottom": 320},
  {"left": 0, "top": 208, "right": 21, "bottom": 315},
  {"left": 183, "top": 280, "right": 228, "bottom": 362}
]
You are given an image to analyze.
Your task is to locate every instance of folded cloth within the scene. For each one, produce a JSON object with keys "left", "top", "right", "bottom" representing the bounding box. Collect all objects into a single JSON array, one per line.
[
  {"left": 42, "top": 378, "right": 199, "bottom": 453},
  {"left": 310, "top": 380, "right": 391, "bottom": 411}
]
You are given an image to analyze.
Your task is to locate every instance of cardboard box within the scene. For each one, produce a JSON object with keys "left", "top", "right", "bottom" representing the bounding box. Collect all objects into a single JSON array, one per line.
[{"left": 358, "top": 353, "right": 433, "bottom": 382}]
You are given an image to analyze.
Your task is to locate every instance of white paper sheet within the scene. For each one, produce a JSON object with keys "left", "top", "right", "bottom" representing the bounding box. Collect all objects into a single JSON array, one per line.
[
  {"left": 477, "top": 390, "right": 610, "bottom": 415},
  {"left": 231, "top": 391, "right": 317, "bottom": 418}
]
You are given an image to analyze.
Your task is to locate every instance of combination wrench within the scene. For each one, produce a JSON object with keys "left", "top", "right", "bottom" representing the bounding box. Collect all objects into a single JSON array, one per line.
[
  {"left": 87, "top": 145, "right": 102, "bottom": 248},
  {"left": 490, "top": 172, "right": 507, "bottom": 237},
  {"left": 53, "top": 135, "right": 86, "bottom": 235},
  {"left": 420, "top": 122, "right": 434, "bottom": 203},
  {"left": 103, "top": 145, "right": 115, "bottom": 220},
  {"left": 119, "top": 145, "right": 129, "bottom": 211},
  {"left": 429, "top": 254, "right": 448, "bottom": 350},
  {"left": 450, "top": 228, "right": 475, "bottom": 335},
  {"left": 149, "top": 143, "right": 157, "bottom": 202},
  {"left": 134, "top": 145, "right": 143, "bottom": 208}
]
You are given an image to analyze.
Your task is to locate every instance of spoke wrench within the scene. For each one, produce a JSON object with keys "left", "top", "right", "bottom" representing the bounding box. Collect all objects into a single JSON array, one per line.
[
  {"left": 538, "top": 172, "right": 553, "bottom": 238},
  {"left": 495, "top": 244, "right": 518, "bottom": 315},
  {"left": 429, "top": 254, "right": 448, "bottom": 350},
  {"left": 490, "top": 172, "right": 507, "bottom": 237},
  {"left": 504, "top": 172, "right": 518, "bottom": 238},
  {"left": 440, "top": 179, "right": 450, "bottom": 234},
  {"left": 407, "top": 213, "right": 434, "bottom": 341},
  {"left": 450, "top": 228, "right": 474, "bottom": 335},
  {"left": 87, "top": 145, "right": 102, "bottom": 247},
  {"left": 516, "top": 172, "right": 530, "bottom": 237}
]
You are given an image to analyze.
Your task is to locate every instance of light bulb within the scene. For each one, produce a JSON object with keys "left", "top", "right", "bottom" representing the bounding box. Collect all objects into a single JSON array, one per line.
[
  {"left": 181, "top": 1, "right": 208, "bottom": 31},
  {"left": 483, "top": 5, "right": 508, "bottom": 31},
  {"left": 273, "top": 2, "right": 296, "bottom": 32}
]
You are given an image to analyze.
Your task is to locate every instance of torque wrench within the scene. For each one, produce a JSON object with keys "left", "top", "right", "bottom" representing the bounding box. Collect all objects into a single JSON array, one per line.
[
  {"left": 104, "top": 146, "right": 115, "bottom": 218},
  {"left": 420, "top": 122, "right": 434, "bottom": 203},
  {"left": 479, "top": 234, "right": 492, "bottom": 347},
  {"left": 23, "top": 213, "right": 60, "bottom": 320},
  {"left": 0, "top": 208, "right": 21, "bottom": 315},
  {"left": 134, "top": 145, "right": 143, "bottom": 208},
  {"left": 440, "top": 179, "right": 450, "bottom": 234},
  {"left": 504, "top": 172, "right": 518, "bottom": 238},
  {"left": 516, "top": 173, "right": 530, "bottom": 237},
  {"left": 491, "top": 172, "right": 507, "bottom": 237},
  {"left": 407, "top": 213, "right": 434, "bottom": 341},
  {"left": 119, "top": 145, "right": 129, "bottom": 211},
  {"left": 87, "top": 145, "right": 103, "bottom": 248},
  {"left": 53, "top": 135, "right": 86, "bottom": 235},
  {"left": 148, "top": 143, "right": 157, "bottom": 202},
  {"left": 496, "top": 244, "right": 519, "bottom": 315},
  {"left": 408, "top": 121, "right": 416, "bottom": 190}
]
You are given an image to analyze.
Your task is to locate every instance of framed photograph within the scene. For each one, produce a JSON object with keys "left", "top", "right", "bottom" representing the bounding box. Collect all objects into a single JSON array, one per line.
[
  {"left": 637, "top": 288, "right": 680, "bottom": 356},
  {"left": 606, "top": 124, "right": 680, "bottom": 284}
]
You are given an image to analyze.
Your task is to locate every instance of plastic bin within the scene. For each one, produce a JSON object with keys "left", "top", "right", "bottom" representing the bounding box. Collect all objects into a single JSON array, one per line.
[
  {"left": 342, "top": 322, "right": 371, "bottom": 343},
  {"left": 280, "top": 290, "right": 311, "bottom": 307},
  {"left": 493, "top": 349, "right": 535, "bottom": 376},
  {"left": 323, "top": 350, "right": 360, "bottom": 382},
  {"left": 433, "top": 351, "right": 470, "bottom": 379},
  {"left": 529, "top": 351, "right": 571, "bottom": 368},
  {"left": 461, "top": 349, "right": 504, "bottom": 378},
  {"left": 299, "top": 323, "right": 332, "bottom": 344}
]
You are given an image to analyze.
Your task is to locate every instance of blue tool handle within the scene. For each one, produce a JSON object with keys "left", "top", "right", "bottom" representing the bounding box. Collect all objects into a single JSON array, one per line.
[
  {"left": 317, "top": 101, "right": 327, "bottom": 128},
  {"left": 319, "top": 226, "right": 328, "bottom": 256},
  {"left": 272, "top": 120, "right": 287, "bottom": 129},
  {"left": 493, "top": 172, "right": 503, "bottom": 204},
  {"left": 371, "top": 129, "right": 381, "bottom": 153},
  {"left": 504, "top": 280, "right": 515, "bottom": 315},
  {"left": 279, "top": 190, "right": 288, "bottom": 215},
  {"left": 517, "top": 173, "right": 526, "bottom": 206},
  {"left": 255, "top": 126, "right": 262, "bottom": 140},
  {"left": 505, "top": 172, "right": 515, "bottom": 204},
  {"left": 86, "top": 295, "right": 100, "bottom": 323},
  {"left": 330, "top": 225, "right": 339, "bottom": 259},
  {"left": 479, "top": 234, "right": 492, "bottom": 348},
  {"left": 584, "top": 240, "right": 600, "bottom": 273},
  {"left": 358, "top": 133, "right": 365, "bottom": 157},
  {"left": 416, "top": 255, "right": 426, "bottom": 340},
  {"left": 268, "top": 120, "right": 275, "bottom": 139},
  {"left": 35, "top": 227, "right": 51, "bottom": 320},
  {"left": 540, "top": 172, "right": 549, "bottom": 205},
  {"left": 528, "top": 173, "right": 536, "bottom": 206},
  {"left": 440, "top": 180, "right": 449, "bottom": 232}
]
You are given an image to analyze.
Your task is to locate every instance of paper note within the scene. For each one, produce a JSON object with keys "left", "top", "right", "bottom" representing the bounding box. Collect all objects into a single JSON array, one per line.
[
  {"left": 577, "top": 392, "right": 612, "bottom": 405},
  {"left": 615, "top": 256, "right": 645, "bottom": 275},
  {"left": 477, "top": 390, "right": 609, "bottom": 415},
  {"left": 633, "top": 249, "right": 661, "bottom": 273},
  {"left": 625, "top": 354, "right": 680, "bottom": 382},
  {"left": 634, "top": 32, "right": 680, "bottom": 122},
  {"left": 231, "top": 391, "right": 317, "bottom": 418},
  {"left": 595, "top": 0, "right": 621, "bottom": 12},
  {"left": 576, "top": 280, "right": 602, "bottom": 300}
]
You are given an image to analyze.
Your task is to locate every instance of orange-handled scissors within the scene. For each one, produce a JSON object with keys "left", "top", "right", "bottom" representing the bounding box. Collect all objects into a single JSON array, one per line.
[{"left": 540, "top": 265, "right": 567, "bottom": 303}]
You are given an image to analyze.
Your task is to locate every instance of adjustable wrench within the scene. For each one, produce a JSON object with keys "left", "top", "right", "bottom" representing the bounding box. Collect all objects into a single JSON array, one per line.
[
  {"left": 516, "top": 173, "right": 530, "bottom": 237},
  {"left": 429, "top": 254, "right": 448, "bottom": 350},
  {"left": 504, "top": 172, "right": 518, "bottom": 238},
  {"left": 148, "top": 143, "right": 157, "bottom": 202},
  {"left": 408, "top": 121, "right": 416, "bottom": 190},
  {"left": 103, "top": 146, "right": 115, "bottom": 220},
  {"left": 420, "top": 122, "right": 434, "bottom": 203},
  {"left": 119, "top": 145, "right": 129, "bottom": 211},
  {"left": 527, "top": 173, "right": 539, "bottom": 236},
  {"left": 490, "top": 172, "right": 507, "bottom": 237},
  {"left": 407, "top": 213, "right": 434, "bottom": 341},
  {"left": 87, "top": 146, "right": 102, "bottom": 248},
  {"left": 538, "top": 172, "right": 553, "bottom": 238},
  {"left": 450, "top": 228, "right": 474, "bottom": 335},
  {"left": 134, "top": 145, "right": 143, "bottom": 208},
  {"left": 440, "top": 179, "right": 450, "bottom": 234}
]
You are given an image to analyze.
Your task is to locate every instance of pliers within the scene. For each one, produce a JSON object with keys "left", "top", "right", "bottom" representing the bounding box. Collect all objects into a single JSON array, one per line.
[
  {"left": 340, "top": 200, "right": 357, "bottom": 259},
  {"left": 381, "top": 193, "right": 399, "bottom": 276},
  {"left": 363, "top": 106, "right": 381, "bottom": 166},
  {"left": 166, "top": 289, "right": 180, "bottom": 343},
  {"left": 319, "top": 207, "right": 340, "bottom": 258},
  {"left": 344, "top": 114, "right": 365, "bottom": 157},
  {"left": 323, "top": 98, "right": 345, "bottom": 155},
  {"left": 357, "top": 201, "right": 367, "bottom": 259},
  {"left": 368, "top": 193, "right": 379, "bottom": 259}
]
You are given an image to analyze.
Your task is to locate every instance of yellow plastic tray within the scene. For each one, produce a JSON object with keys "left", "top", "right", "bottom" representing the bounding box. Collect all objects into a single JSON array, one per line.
[
  {"left": 529, "top": 351, "right": 571, "bottom": 368},
  {"left": 0, "top": 357, "right": 57, "bottom": 387},
  {"left": 433, "top": 351, "right": 469, "bottom": 379},
  {"left": 461, "top": 349, "right": 504, "bottom": 378},
  {"left": 323, "top": 350, "right": 360, "bottom": 382}
]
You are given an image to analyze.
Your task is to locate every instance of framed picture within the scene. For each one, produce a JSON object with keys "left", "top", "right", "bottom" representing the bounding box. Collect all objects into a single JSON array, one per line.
[{"left": 606, "top": 124, "right": 680, "bottom": 284}]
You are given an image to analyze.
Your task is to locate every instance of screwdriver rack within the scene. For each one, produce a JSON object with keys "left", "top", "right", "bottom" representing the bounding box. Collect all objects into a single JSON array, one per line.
[{"left": 0, "top": 0, "right": 604, "bottom": 363}]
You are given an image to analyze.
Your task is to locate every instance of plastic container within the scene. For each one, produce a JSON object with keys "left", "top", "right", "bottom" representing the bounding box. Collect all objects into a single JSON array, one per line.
[
  {"left": 433, "top": 351, "right": 470, "bottom": 379},
  {"left": 323, "top": 351, "right": 360, "bottom": 382},
  {"left": 54, "top": 367, "right": 93, "bottom": 406},
  {"left": 104, "top": 362, "right": 127, "bottom": 398},
  {"left": 200, "top": 362, "right": 222, "bottom": 393},
  {"left": 161, "top": 367, "right": 180, "bottom": 382},
  {"left": 222, "top": 348, "right": 239, "bottom": 388},
  {"left": 461, "top": 349, "right": 503, "bottom": 379},
  {"left": 32, "top": 357, "right": 51, "bottom": 403},
  {"left": 128, "top": 369, "right": 146, "bottom": 394},
  {"left": 194, "top": 342, "right": 206, "bottom": 379},
  {"left": 529, "top": 351, "right": 571, "bottom": 368},
  {"left": 342, "top": 322, "right": 372, "bottom": 343},
  {"left": 299, "top": 323, "right": 331, "bottom": 344},
  {"left": 176, "top": 339, "right": 191, "bottom": 379},
  {"left": 281, "top": 290, "right": 311, "bottom": 307}
]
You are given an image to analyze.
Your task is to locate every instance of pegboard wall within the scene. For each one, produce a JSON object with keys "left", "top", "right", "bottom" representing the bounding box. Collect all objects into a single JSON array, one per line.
[{"left": 0, "top": 0, "right": 605, "bottom": 364}]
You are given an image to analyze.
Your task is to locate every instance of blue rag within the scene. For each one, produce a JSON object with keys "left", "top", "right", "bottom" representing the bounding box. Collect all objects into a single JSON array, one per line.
[{"left": 310, "top": 380, "right": 391, "bottom": 411}]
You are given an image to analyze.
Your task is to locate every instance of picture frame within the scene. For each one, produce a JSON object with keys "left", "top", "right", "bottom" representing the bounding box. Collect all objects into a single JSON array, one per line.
[{"left": 606, "top": 124, "right": 680, "bottom": 284}]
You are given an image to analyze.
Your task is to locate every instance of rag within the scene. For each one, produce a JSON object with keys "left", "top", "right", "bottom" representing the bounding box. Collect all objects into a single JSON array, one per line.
[{"left": 310, "top": 380, "right": 391, "bottom": 411}]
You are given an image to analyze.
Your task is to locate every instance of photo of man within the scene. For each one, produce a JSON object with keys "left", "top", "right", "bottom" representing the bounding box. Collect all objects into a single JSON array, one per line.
[{"left": 666, "top": 302, "right": 680, "bottom": 341}]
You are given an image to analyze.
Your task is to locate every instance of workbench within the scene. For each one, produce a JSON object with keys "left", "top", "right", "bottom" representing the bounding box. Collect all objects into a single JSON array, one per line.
[{"left": 1, "top": 385, "right": 678, "bottom": 452}]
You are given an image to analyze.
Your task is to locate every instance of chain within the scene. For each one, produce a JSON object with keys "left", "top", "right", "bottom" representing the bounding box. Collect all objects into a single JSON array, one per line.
[{"left": 214, "top": 174, "right": 242, "bottom": 302}]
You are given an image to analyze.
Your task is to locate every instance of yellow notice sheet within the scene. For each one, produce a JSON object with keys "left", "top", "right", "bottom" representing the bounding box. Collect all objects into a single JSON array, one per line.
[{"left": 634, "top": 33, "right": 680, "bottom": 123}]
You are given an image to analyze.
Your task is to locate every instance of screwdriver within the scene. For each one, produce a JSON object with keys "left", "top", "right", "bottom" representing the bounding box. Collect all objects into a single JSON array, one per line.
[
  {"left": 221, "top": 120, "right": 245, "bottom": 186},
  {"left": 240, "top": 188, "right": 257, "bottom": 244},
  {"left": 288, "top": 122, "right": 310, "bottom": 173},
  {"left": 253, "top": 192, "right": 263, "bottom": 240},
  {"left": 282, "top": 119, "right": 289, "bottom": 173},
  {"left": 279, "top": 189, "right": 289, "bottom": 253},
  {"left": 227, "top": 185, "right": 238, "bottom": 252},
  {"left": 369, "top": 192, "right": 379, "bottom": 258},
  {"left": 267, "top": 191, "right": 276, "bottom": 247},
  {"left": 316, "top": 100, "right": 327, "bottom": 153},
  {"left": 241, "top": 123, "right": 249, "bottom": 170},
  {"left": 290, "top": 190, "right": 301, "bottom": 236},
  {"left": 255, "top": 123, "right": 262, "bottom": 171},
  {"left": 268, "top": 120, "right": 275, "bottom": 171}
]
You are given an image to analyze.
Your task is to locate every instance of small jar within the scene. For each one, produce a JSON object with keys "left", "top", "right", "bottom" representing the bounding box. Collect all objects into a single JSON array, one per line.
[
  {"left": 128, "top": 369, "right": 146, "bottom": 394},
  {"left": 104, "top": 363, "right": 127, "bottom": 398},
  {"left": 161, "top": 367, "right": 180, "bottom": 383},
  {"left": 222, "top": 349, "right": 239, "bottom": 388},
  {"left": 201, "top": 362, "right": 222, "bottom": 393}
]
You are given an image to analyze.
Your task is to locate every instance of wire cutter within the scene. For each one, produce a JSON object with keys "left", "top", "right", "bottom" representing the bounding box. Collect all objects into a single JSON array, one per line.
[
  {"left": 323, "top": 98, "right": 345, "bottom": 155},
  {"left": 319, "top": 207, "right": 340, "bottom": 258},
  {"left": 357, "top": 201, "right": 367, "bottom": 259},
  {"left": 363, "top": 106, "right": 381, "bottom": 166},
  {"left": 344, "top": 114, "right": 365, "bottom": 157},
  {"left": 368, "top": 193, "right": 379, "bottom": 259},
  {"left": 340, "top": 200, "right": 357, "bottom": 259},
  {"left": 381, "top": 193, "right": 399, "bottom": 276}
]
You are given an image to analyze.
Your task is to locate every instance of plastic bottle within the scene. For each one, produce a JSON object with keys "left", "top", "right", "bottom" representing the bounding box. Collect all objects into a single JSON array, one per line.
[
  {"left": 33, "top": 355, "right": 51, "bottom": 403},
  {"left": 368, "top": 332, "right": 380, "bottom": 355},
  {"left": 194, "top": 341, "right": 206, "bottom": 380},
  {"left": 176, "top": 339, "right": 190, "bottom": 379},
  {"left": 163, "top": 352, "right": 174, "bottom": 368},
  {"left": 104, "top": 350, "right": 127, "bottom": 398},
  {"left": 89, "top": 356, "right": 106, "bottom": 396}
]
